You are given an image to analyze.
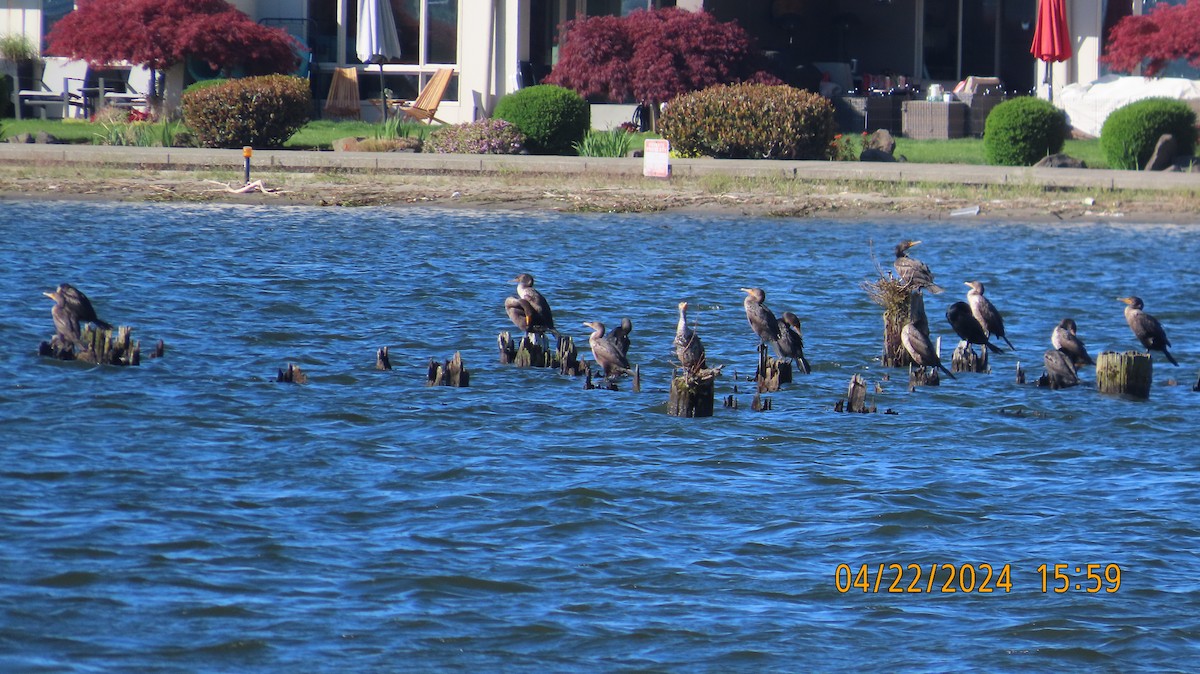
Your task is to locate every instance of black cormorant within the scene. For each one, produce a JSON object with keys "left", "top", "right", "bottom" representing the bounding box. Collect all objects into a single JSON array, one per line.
[
  {"left": 965, "top": 281, "right": 1015, "bottom": 351},
  {"left": 1119, "top": 296, "right": 1178, "bottom": 366},
  {"left": 674, "top": 301, "right": 706, "bottom": 373},
  {"left": 511, "top": 273, "right": 560, "bottom": 338},
  {"left": 901, "top": 321, "right": 955, "bottom": 379},
  {"left": 893, "top": 240, "right": 944, "bottom": 294},
  {"left": 1051, "top": 318, "right": 1094, "bottom": 370},
  {"left": 43, "top": 286, "right": 85, "bottom": 348},
  {"left": 777, "top": 311, "right": 812, "bottom": 374},
  {"left": 741, "top": 287, "right": 780, "bottom": 353},
  {"left": 945, "top": 301, "right": 1004, "bottom": 353},
  {"left": 583, "top": 321, "right": 631, "bottom": 379},
  {"left": 607, "top": 317, "right": 633, "bottom": 357},
  {"left": 1043, "top": 348, "right": 1080, "bottom": 389},
  {"left": 504, "top": 296, "right": 537, "bottom": 334}
]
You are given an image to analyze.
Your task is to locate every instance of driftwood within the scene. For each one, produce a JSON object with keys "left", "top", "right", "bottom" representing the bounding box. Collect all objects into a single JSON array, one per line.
[
  {"left": 755, "top": 343, "right": 791, "bottom": 392},
  {"left": 376, "top": 346, "right": 392, "bottom": 370},
  {"left": 204, "top": 179, "right": 279, "bottom": 195},
  {"left": 1096, "top": 351, "right": 1152, "bottom": 399},
  {"left": 427, "top": 351, "right": 469, "bottom": 387},
  {"left": 951, "top": 341, "right": 989, "bottom": 373},
  {"left": 669, "top": 367, "right": 721, "bottom": 417},
  {"left": 277, "top": 363, "right": 307, "bottom": 383},
  {"left": 39, "top": 325, "right": 143, "bottom": 366}
]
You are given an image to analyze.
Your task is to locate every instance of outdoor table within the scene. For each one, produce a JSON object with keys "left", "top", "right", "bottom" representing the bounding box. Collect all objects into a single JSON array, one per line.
[{"left": 901, "top": 100, "right": 967, "bottom": 139}]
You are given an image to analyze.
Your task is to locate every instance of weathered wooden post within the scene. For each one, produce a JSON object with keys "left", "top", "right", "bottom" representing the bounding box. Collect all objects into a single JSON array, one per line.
[
  {"left": 755, "top": 343, "right": 791, "bottom": 392},
  {"left": 427, "top": 351, "right": 469, "bottom": 387},
  {"left": 498, "top": 331, "right": 516, "bottom": 364},
  {"left": 951, "top": 342, "right": 989, "bottom": 373},
  {"left": 277, "top": 363, "right": 307, "bottom": 383},
  {"left": 555, "top": 335, "right": 586, "bottom": 376},
  {"left": 669, "top": 368, "right": 718, "bottom": 417},
  {"left": 376, "top": 346, "right": 392, "bottom": 370},
  {"left": 863, "top": 276, "right": 916, "bottom": 368},
  {"left": 1096, "top": 351, "right": 1152, "bottom": 399}
]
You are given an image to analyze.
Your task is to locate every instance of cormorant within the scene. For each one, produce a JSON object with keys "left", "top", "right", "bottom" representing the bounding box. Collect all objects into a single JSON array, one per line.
[
  {"left": 607, "top": 317, "right": 633, "bottom": 357},
  {"left": 777, "top": 311, "right": 812, "bottom": 374},
  {"left": 43, "top": 286, "right": 85, "bottom": 348},
  {"left": 1043, "top": 348, "right": 1080, "bottom": 389},
  {"left": 511, "top": 273, "right": 560, "bottom": 338},
  {"left": 901, "top": 321, "right": 955, "bottom": 379},
  {"left": 583, "top": 321, "right": 631, "bottom": 379},
  {"left": 1119, "top": 296, "right": 1178, "bottom": 366},
  {"left": 945, "top": 301, "right": 1004, "bottom": 353},
  {"left": 893, "top": 240, "right": 944, "bottom": 294},
  {"left": 741, "top": 287, "right": 780, "bottom": 353},
  {"left": 504, "top": 296, "right": 537, "bottom": 334},
  {"left": 965, "top": 281, "right": 1015, "bottom": 351},
  {"left": 674, "top": 301, "right": 706, "bottom": 373},
  {"left": 1051, "top": 318, "right": 1094, "bottom": 370}
]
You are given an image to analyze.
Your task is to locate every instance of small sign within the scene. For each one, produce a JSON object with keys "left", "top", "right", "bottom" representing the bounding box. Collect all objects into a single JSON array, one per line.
[{"left": 643, "top": 139, "right": 670, "bottom": 178}]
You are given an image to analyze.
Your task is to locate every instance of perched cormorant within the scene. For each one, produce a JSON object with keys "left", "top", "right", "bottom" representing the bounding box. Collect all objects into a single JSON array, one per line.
[
  {"left": 965, "top": 281, "right": 1015, "bottom": 351},
  {"left": 893, "top": 240, "right": 944, "bottom": 294},
  {"left": 43, "top": 286, "right": 84, "bottom": 348},
  {"left": 49, "top": 283, "right": 112, "bottom": 331},
  {"left": 1119, "top": 296, "right": 1178, "bottom": 366},
  {"left": 777, "top": 311, "right": 812, "bottom": 374},
  {"left": 607, "top": 317, "right": 633, "bottom": 357},
  {"left": 504, "top": 296, "right": 537, "bottom": 334},
  {"left": 1051, "top": 318, "right": 1094, "bottom": 370},
  {"left": 946, "top": 301, "right": 1004, "bottom": 353},
  {"left": 901, "top": 321, "right": 955, "bottom": 379},
  {"left": 583, "top": 321, "right": 631, "bottom": 379},
  {"left": 1043, "top": 348, "right": 1080, "bottom": 389},
  {"left": 674, "top": 301, "right": 706, "bottom": 373},
  {"left": 741, "top": 287, "right": 780, "bottom": 353},
  {"left": 511, "top": 273, "right": 560, "bottom": 338}
]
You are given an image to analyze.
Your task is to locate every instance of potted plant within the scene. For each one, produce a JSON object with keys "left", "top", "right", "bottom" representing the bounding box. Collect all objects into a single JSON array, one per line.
[{"left": 0, "top": 33, "right": 39, "bottom": 90}]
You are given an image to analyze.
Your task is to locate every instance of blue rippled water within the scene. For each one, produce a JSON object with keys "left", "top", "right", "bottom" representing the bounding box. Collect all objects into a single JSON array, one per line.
[{"left": 2, "top": 200, "right": 1199, "bottom": 672}]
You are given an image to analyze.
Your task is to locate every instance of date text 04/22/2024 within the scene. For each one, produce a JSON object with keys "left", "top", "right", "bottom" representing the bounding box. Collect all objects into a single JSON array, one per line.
[{"left": 833, "top": 563, "right": 1123, "bottom": 594}]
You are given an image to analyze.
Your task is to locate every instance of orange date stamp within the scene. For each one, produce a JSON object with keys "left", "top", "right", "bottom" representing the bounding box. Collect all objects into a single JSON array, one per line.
[{"left": 833, "top": 563, "right": 1124, "bottom": 594}]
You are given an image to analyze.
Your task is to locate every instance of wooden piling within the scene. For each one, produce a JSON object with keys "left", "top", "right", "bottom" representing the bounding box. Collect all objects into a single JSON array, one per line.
[
  {"left": 751, "top": 393, "right": 772, "bottom": 411},
  {"left": 669, "top": 368, "right": 718, "bottom": 418},
  {"left": 754, "top": 343, "right": 791, "bottom": 392},
  {"left": 951, "top": 342, "right": 989, "bottom": 373},
  {"left": 908, "top": 365, "right": 940, "bottom": 388},
  {"left": 555, "top": 335, "right": 587, "bottom": 376},
  {"left": 277, "top": 363, "right": 307, "bottom": 383},
  {"left": 376, "top": 346, "right": 392, "bottom": 370},
  {"left": 39, "top": 324, "right": 145, "bottom": 366},
  {"left": 863, "top": 277, "right": 918, "bottom": 368},
  {"left": 1015, "top": 362, "right": 1025, "bottom": 384},
  {"left": 498, "top": 331, "right": 516, "bottom": 364},
  {"left": 426, "top": 351, "right": 469, "bottom": 387},
  {"left": 1096, "top": 351, "right": 1153, "bottom": 399}
]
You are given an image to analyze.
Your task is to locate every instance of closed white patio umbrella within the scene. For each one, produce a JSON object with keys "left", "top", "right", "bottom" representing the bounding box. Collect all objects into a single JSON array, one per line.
[{"left": 357, "top": 0, "right": 404, "bottom": 119}]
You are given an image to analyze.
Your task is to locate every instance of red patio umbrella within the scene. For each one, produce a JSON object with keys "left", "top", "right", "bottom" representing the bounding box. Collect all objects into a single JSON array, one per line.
[{"left": 1030, "top": 0, "right": 1072, "bottom": 99}]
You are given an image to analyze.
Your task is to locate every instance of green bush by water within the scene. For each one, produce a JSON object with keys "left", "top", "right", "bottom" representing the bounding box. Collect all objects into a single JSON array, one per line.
[
  {"left": 181, "top": 75, "right": 312, "bottom": 148},
  {"left": 493, "top": 85, "right": 590, "bottom": 155},
  {"left": 1100, "top": 98, "right": 1197, "bottom": 170},
  {"left": 983, "top": 96, "right": 1068, "bottom": 166},
  {"left": 659, "top": 83, "right": 836, "bottom": 160}
]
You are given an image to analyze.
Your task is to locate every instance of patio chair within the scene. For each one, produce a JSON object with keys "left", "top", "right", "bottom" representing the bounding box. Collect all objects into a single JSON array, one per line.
[
  {"left": 16, "top": 57, "right": 89, "bottom": 120},
  {"left": 102, "top": 66, "right": 153, "bottom": 111},
  {"left": 323, "top": 66, "right": 361, "bottom": 119},
  {"left": 394, "top": 68, "right": 453, "bottom": 124}
]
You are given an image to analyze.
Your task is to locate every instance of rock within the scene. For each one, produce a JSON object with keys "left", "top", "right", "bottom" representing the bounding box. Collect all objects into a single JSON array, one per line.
[
  {"left": 864, "top": 129, "right": 896, "bottom": 154},
  {"left": 1144, "top": 133, "right": 1176, "bottom": 171},
  {"left": 7, "top": 132, "right": 32, "bottom": 144},
  {"left": 859, "top": 147, "right": 898, "bottom": 163},
  {"left": 1034, "top": 153, "right": 1087, "bottom": 169},
  {"left": 34, "top": 131, "right": 60, "bottom": 144}
]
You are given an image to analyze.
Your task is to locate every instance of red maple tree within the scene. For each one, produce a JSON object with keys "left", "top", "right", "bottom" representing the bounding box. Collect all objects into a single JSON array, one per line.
[
  {"left": 544, "top": 8, "right": 776, "bottom": 127},
  {"left": 47, "top": 0, "right": 299, "bottom": 77},
  {"left": 1102, "top": 0, "right": 1200, "bottom": 76}
]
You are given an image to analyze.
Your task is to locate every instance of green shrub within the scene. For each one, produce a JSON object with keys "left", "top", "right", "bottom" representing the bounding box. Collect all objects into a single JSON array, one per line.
[
  {"left": 182, "top": 78, "right": 229, "bottom": 96},
  {"left": 181, "top": 75, "right": 312, "bottom": 148},
  {"left": 983, "top": 96, "right": 1068, "bottom": 166},
  {"left": 492, "top": 84, "right": 589, "bottom": 155},
  {"left": 573, "top": 128, "right": 636, "bottom": 157},
  {"left": 1100, "top": 97, "right": 1197, "bottom": 170},
  {"left": 424, "top": 118, "right": 525, "bottom": 154},
  {"left": 658, "top": 83, "right": 836, "bottom": 160}
]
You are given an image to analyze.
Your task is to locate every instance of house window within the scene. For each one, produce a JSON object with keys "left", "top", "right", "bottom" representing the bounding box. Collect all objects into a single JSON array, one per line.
[{"left": 307, "top": 0, "right": 458, "bottom": 67}]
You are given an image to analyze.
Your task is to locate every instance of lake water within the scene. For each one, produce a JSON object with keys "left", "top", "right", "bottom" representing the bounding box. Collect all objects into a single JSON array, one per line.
[{"left": 2, "top": 200, "right": 1198, "bottom": 672}]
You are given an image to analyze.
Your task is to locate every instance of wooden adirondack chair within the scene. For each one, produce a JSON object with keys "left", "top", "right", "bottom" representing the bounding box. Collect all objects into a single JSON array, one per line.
[
  {"left": 323, "top": 67, "right": 362, "bottom": 119},
  {"left": 394, "top": 68, "right": 453, "bottom": 124}
]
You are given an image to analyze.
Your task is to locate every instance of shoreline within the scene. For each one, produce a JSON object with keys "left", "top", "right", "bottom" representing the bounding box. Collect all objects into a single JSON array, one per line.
[{"left": 1, "top": 145, "right": 1198, "bottom": 221}]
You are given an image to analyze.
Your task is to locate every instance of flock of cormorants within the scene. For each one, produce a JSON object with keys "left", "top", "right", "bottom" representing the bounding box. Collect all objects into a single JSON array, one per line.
[{"left": 498, "top": 239, "right": 1181, "bottom": 387}]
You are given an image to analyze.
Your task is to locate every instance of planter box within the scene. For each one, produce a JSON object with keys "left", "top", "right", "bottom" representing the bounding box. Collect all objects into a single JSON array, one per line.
[{"left": 902, "top": 101, "right": 967, "bottom": 139}]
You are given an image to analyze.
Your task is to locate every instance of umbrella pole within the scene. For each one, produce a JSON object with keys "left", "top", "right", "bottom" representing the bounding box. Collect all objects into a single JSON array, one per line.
[{"left": 379, "top": 64, "right": 388, "bottom": 122}]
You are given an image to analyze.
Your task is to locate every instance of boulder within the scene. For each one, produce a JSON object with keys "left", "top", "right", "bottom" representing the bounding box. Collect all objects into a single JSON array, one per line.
[
  {"left": 1034, "top": 153, "right": 1087, "bottom": 169},
  {"left": 859, "top": 147, "right": 898, "bottom": 163},
  {"left": 34, "top": 131, "right": 60, "bottom": 144},
  {"left": 1145, "top": 133, "right": 1177, "bottom": 171},
  {"left": 864, "top": 129, "right": 896, "bottom": 154}
]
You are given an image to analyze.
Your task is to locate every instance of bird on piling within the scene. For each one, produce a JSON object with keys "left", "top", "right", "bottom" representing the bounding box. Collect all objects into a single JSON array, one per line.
[
  {"left": 50, "top": 283, "right": 112, "bottom": 331},
  {"left": 777, "top": 311, "right": 812, "bottom": 374},
  {"left": 1051, "top": 318, "right": 1094, "bottom": 370},
  {"left": 43, "top": 285, "right": 85, "bottom": 349},
  {"left": 965, "top": 281, "right": 1015, "bottom": 351},
  {"left": 511, "top": 273, "right": 560, "bottom": 338},
  {"left": 504, "top": 296, "right": 538, "bottom": 334},
  {"left": 741, "top": 287, "right": 781, "bottom": 354},
  {"left": 607, "top": 317, "right": 633, "bottom": 357},
  {"left": 583, "top": 321, "right": 631, "bottom": 379},
  {"left": 1119, "top": 296, "right": 1178, "bottom": 366},
  {"left": 945, "top": 301, "right": 1005, "bottom": 353},
  {"left": 901, "top": 321, "right": 955, "bottom": 380},
  {"left": 674, "top": 301, "right": 707, "bottom": 374},
  {"left": 1043, "top": 348, "right": 1080, "bottom": 389},
  {"left": 893, "top": 240, "right": 944, "bottom": 294}
]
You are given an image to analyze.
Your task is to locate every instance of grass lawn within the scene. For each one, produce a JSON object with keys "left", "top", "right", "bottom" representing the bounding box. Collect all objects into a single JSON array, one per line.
[{"left": 1, "top": 117, "right": 1108, "bottom": 167}]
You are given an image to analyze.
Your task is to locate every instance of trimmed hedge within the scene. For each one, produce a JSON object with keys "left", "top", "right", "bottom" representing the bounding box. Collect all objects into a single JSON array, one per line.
[
  {"left": 492, "top": 84, "right": 589, "bottom": 155},
  {"left": 658, "top": 83, "right": 836, "bottom": 160},
  {"left": 1100, "top": 97, "right": 1197, "bottom": 170},
  {"left": 983, "top": 96, "right": 1068, "bottom": 166},
  {"left": 425, "top": 118, "right": 526, "bottom": 154},
  {"left": 181, "top": 75, "right": 312, "bottom": 149}
]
